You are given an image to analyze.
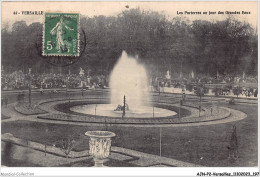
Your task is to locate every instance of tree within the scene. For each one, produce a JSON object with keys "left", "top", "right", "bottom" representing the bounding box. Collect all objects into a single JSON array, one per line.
[
  {"left": 1, "top": 10, "right": 257, "bottom": 77},
  {"left": 194, "top": 84, "right": 206, "bottom": 102},
  {"left": 233, "top": 86, "right": 242, "bottom": 98},
  {"left": 56, "top": 135, "right": 76, "bottom": 159}
]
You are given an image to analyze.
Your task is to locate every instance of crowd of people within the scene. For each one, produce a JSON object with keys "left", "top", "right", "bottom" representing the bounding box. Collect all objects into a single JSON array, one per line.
[
  {"left": 1, "top": 69, "right": 258, "bottom": 98},
  {"left": 150, "top": 71, "right": 258, "bottom": 98},
  {"left": 151, "top": 71, "right": 257, "bottom": 87},
  {"left": 1, "top": 70, "right": 108, "bottom": 91}
]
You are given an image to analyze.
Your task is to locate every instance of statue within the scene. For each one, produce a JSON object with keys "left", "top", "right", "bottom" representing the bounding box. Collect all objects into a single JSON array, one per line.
[
  {"left": 79, "top": 67, "right": 84, "bottom": 77},
  {"left": 191, "top": 71, "right": 194, "bottom": 79},
  {"left": 114, "top": 104, "right": 129, "bottom": 111},
  {"left": 165, "top": 70, "right": 171, "bottom": 80},
  {"left": 114, "top": 95, "right": 129, "bottom": 112}
]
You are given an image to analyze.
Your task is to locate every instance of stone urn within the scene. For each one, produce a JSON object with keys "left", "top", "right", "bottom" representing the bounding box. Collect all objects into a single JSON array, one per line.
[{"left": 85, "top": 131, "right": 116, "bottom": 167}]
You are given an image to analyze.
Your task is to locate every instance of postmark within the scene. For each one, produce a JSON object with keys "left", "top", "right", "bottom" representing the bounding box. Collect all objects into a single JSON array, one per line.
[{"left": 43, "top": 12, "right": 79, "bottom": 56}]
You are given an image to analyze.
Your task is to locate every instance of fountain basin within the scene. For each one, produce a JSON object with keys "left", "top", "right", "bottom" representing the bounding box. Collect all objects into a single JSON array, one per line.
[{"left": 70, "top": 104, "right": 177, "bottom": 118}]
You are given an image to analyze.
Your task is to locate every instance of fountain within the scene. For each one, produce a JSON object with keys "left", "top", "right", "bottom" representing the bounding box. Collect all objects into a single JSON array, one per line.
[
  {"left": 70, "top": 51, "right": 177, "bottom": 118},
  {"left": 110, "top": 51, "right": 149, "bottom": 108}
]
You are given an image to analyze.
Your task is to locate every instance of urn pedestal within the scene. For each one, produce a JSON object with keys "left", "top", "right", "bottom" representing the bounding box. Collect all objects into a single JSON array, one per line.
[{"left": 85, "top": 131, "right": 116, "bottom": 167}]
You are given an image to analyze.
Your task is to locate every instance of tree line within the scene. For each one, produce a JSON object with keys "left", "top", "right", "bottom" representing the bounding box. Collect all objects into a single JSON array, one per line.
[{"left": 1, "top": 8, "right": 257, "bottom": 77}]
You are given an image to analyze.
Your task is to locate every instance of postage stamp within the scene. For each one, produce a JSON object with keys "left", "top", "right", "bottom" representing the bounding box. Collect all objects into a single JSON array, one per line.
[{"left": 43, "top": 12, "right": 79, "bottom": 56}]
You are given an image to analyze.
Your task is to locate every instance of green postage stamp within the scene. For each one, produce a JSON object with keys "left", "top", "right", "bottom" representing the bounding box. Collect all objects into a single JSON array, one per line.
[{"left": 43, "top": 13, "right": 79, "bottom": 56}]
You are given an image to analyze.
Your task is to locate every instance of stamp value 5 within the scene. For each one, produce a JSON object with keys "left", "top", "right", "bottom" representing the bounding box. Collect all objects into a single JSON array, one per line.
[{"left": 43, "top": 12, "right": 79, "bottom": 56}]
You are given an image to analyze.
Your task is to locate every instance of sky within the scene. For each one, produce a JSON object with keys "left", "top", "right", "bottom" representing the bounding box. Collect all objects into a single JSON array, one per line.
[{"left": 1, "top": 1, "right": 258, "bottom": 31}]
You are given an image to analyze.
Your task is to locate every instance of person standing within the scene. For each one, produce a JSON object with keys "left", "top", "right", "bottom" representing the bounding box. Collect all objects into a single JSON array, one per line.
[{"left": 227, "top": 125, "right": 238, "bottom": 159}]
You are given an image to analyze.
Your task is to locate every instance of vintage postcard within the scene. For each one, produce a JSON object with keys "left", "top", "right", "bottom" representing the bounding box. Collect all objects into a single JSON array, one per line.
[{"left": 1, "top": 1, "right": 258, "bottom": 177}]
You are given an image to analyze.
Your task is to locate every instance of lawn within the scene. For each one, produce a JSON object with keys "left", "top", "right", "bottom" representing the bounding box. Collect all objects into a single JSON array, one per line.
[
  {"left": 1, "top": 114, "right": 11, "bottom": 120},
  {"left": 14, "top": 103, "right": 47, "bottom": 115},
  {"left": 1, "top": 102, "right": 257, "bottom": 167}
]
